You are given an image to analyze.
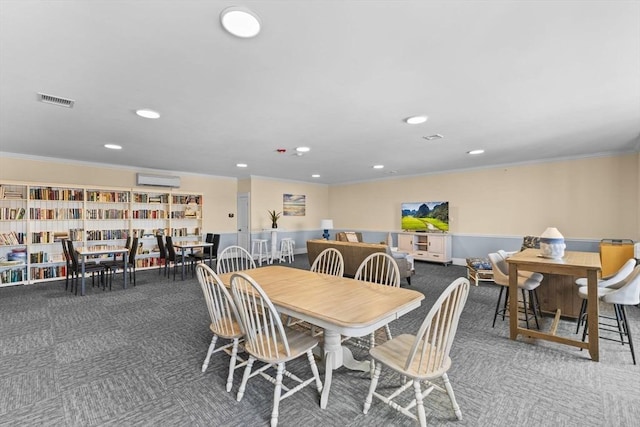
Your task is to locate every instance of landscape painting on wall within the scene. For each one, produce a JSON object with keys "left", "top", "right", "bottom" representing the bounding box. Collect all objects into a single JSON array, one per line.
[
  {"left": 283, "top": 194, "right": 305, "bottom": 216},
  {"left": 401, "top": 201, "right": 449, "bottom": 232}
]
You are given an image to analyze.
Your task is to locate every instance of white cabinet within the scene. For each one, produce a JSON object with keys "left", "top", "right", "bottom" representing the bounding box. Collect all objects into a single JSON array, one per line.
[{"left": 398, "top": 232, "right": 452, "bottom": 265}]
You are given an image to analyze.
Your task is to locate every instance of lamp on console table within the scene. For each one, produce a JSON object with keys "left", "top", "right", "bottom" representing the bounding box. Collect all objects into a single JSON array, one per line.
[{"left": 320, "top": 219, "right": 333, "bottom": 240}]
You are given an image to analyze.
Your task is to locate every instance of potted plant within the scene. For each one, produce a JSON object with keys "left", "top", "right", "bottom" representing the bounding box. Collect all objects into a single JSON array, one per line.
[{"left": 268, "top": 210, "right": 281, "bottom": 229}]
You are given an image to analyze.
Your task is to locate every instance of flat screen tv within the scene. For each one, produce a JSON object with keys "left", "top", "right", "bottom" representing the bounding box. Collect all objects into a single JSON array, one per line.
[{"left": 401, "top": 201, "right": 449, "bottom": 232}]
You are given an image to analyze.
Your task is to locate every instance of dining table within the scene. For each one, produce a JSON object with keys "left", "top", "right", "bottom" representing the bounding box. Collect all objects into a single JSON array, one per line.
[
  {"left": 218, "top": 265, "right": 424, "bottom": 409},
  {"left": 506, "top": 248, "right": 602, "bottom": 361},
  {"left": 172, "top": 240, "right": 214, "bottom": 280},
  {"left": 75, "top": 245, "right": 128, "bottom": 296}
]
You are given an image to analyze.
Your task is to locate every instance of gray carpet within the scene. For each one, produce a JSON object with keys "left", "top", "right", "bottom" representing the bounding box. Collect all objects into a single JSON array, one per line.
[{"left": 1, "top": 256, "right": 639, "bottom": 426}]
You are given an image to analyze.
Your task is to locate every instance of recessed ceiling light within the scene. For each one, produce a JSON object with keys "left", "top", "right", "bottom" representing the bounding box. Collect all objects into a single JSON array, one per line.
[
  {"left": 467, "top": 149, "right": 485, "bottom": 155},
  {"left": 104, "top": 144, "right": 122, "bottom": 150},
  {"left": 405, "top": 115, "right": 428, "bottom": 124},
  {"left": 311, "top": 174, "right": 320, "bottom": 178},
  {"left": 221, "top": 7, "right": 261, "bottom": 38},
  {"left": 373, "top": 165, "right": 384, "bottom": 169},
  {"left": 136, "top": 109, "right": 160, "bottom": 119},
  {"left": 296, "top": 146, "right": 310, "bottom": 153},
  {"left": 236, "top": 163, "right": 248, "bottom": 168}
]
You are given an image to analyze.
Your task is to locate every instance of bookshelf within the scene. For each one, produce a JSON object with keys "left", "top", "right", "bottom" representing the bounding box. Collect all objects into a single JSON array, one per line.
[{"left": 0, "top": 181, "right": 204, "bottom": 286}]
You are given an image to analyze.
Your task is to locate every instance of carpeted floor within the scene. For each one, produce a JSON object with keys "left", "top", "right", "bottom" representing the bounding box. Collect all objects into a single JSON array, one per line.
[{"left": 1, "top": 255, "right": 639, "bottom": 426}]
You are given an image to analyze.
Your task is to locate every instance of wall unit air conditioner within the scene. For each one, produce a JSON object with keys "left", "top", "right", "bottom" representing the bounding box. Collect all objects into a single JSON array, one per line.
[{"left": 136, "top": 173, "right": 181, "bottom": 188}]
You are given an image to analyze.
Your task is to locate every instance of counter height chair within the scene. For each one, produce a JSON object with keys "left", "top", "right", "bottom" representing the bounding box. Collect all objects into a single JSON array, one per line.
[
  {"left": 189, "top": 233, "right": 220, "bottom": 268},
  {"left": 574, "top": 258, "right": 636, "bottom": 333},
  {"left": 363, "top": 277, "right": 470, "bottom": 427},
  {"left": 106, "top": 237, "right": 138, "bottom": 289},
  {"left": 217, "top": 246, "right": 256, "bottom": 274},
  {"left": 196, "top": 263, "right": 246, "bottom": 392},
  {"left": 230, "top": 272, "right": 323, "bottom": 427},
  {"left": 165, "top": 236, "right": 190, "bottom": 280},
  {"left": 580, "top": 266, "right": 640, "bottom": 365},
  {"left": 66, "top": 240, "right": 108, "bottom": 295},
  {"left": 61, "top": 239, "right": 74, "bottom": 291},
  {"left": 488, "top": 252, "right": 543, "bottom": 329}
]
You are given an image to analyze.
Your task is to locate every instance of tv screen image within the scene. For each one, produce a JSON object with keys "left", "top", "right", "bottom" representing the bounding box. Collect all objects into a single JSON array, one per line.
[{"left": 401, "top": 201, "right": 449, "bottom": 232}]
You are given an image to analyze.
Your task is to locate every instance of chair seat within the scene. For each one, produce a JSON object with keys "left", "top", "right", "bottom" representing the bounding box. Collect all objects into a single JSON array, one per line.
[
  {"left": 370, "top": 334, "right": 452, "bottom": 380},
  {"left": 577, "top": 286, "right": 617, "bottom": 300},
  {"left": 495, "top": 274, "right": 542, "bottom": 291},
  {"left": 245, "top": 328, "right": 318, "bottom": 364},
  {"left": 210, "top": 317, "right": 244, "bottom": 340}
]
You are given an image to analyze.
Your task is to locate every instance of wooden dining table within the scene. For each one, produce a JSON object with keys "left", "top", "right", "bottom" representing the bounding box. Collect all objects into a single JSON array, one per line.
[
  {"left": 506, "top": 249, "right": 602, "bottom": 361},
  {"left": 218, "top": 265, "right": 424, "bottom": 409}
]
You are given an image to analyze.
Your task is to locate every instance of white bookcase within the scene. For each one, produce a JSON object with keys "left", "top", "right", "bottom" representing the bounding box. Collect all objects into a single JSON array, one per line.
[
  {"left": 0, "top": 181, "right": 204, "bottom": 286},
  {"left": 398, "top": 232, "right": 452, "bottom": 265}
]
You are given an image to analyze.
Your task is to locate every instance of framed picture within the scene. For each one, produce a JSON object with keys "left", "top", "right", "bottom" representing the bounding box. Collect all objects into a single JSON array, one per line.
[{"left": 283, "top": 194, "right": 305, "bottom": 216}]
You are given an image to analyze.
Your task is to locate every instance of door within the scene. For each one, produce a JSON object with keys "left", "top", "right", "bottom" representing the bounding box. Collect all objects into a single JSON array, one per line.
[
  {"left": 427, "top": 235, "right": 444, "bottom": 254},
  {"left": 236, "top": 193, "right": 250, "bottom": 251}
]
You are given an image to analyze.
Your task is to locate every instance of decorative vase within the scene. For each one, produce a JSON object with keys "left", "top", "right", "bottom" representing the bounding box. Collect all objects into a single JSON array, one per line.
[
  {"left": 272, "top": 222, "right": 278, "bottom": 229},
  {"left": 539, "top": 227, "right": 565, "bottom": 259}
]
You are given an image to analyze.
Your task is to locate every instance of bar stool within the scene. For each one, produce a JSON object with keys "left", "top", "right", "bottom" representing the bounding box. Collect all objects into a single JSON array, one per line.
[
  {"left": 279, "top": 238, "right": 295, "bottom": 263},
  {"left": 251, "top": 239, "right": 270, "bottom": 266}
]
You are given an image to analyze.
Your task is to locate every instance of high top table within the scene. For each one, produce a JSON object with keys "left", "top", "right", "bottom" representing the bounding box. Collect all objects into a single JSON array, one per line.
[
  {"left": 219, "top": 265, "right": 424, "bottom": 409},
  {"left": 506, "top": 249, "right": 601, "bottom": 361},
  {"left": 173, "top": 240, "right": 213, "bottom": 280}
]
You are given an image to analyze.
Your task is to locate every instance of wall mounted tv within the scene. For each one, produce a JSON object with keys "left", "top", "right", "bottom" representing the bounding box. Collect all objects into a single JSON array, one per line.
[{"left": 401, "top": 201, "right": 449, "bottom": 232}]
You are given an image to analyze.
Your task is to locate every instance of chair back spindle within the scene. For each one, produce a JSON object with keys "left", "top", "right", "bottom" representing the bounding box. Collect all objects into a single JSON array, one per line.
[
  {"left": 310, "top": 247, "right": 344, "bottom": 277},
  {"left": 355, "top": 252, "right": 400, "bottom": 287},
  {"left": 217, "top": 246, "right": 256, "bottom": 274}
]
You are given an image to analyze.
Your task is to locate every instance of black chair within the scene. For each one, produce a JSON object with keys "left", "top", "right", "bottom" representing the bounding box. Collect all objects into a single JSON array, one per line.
[
  {"left": 61, "top": 239, "right": 73, "bottom": 291},
  {"left": 165, "top": 236, "right": 188, "bottom": 280},
  {"left": 188, "top": 233, "right": 220, "bottom": 269},
  {"left": 107, "top": 237, "right": 139, "bottom": 289},
  {"left": 66, "top": 240, "right": 108, "bottom": 295},
  {"left": 156, "top": 234, "right": 167, "bottom": 276}
]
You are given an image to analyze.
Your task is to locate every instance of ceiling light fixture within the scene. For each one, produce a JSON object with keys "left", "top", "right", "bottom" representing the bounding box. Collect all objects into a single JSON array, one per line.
[
  {"left": 405, "top": 115, "right": 428, "bottom": 124},
  {"left": 220, "top": 7, "right": 261, "bottom": 38},
  {"left": 312, "top": 174, "right": 320, "bottom": 178},
  {"left": 467, "top": 149, "right": 485, "bottom": 155},
  {"left": 236, "top": 163, "right": 248, "bottom": 168},
  {"left": 422, "top": 134, "right": 444, "bottom": 141},
  {"left": 296, "top": 146, "right": 310, "bottom": 153},
  {"left": 136, "top": 109, "right": 160, "bottom": 119},
  {"left": 373, "top": 164, "right": 384, "bottom": 169},
  {"left": 104, "top": 144, "right": 122, "bottom": 150}
]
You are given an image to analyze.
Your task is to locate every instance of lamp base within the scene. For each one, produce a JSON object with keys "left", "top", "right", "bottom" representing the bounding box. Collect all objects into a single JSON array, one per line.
[{"left": 322, "top": 230, "right": 330, "bottom": 240}]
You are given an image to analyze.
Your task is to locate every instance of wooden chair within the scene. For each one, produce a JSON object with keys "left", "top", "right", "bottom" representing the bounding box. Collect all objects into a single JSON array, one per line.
[
  {"left": 230, "top": 272, "right": 323, "bottom": 427},
  {"left": 363, "top": 277, "right": 471, "bottom": 427},
  {"left": 350, "top": 252, "right": 401, "bottom": 367},
  {"left": 310, "top": 247, "right": 344, "bottom": 277},
  {"left": 217, "top": 245, "right": 256, "bottom": 274},
  {"left": 196, "top": 263, "right": 246, "bottom": 391}
]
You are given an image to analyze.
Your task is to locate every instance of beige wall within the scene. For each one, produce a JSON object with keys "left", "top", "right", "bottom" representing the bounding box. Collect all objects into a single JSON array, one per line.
[
  {"left": 330, "top": 153, "right": 639, "bottom": 240},
  {"left": 0, "top": 156, "right": 239, "bottom": 233},
  {"left": 248, "top": 177, "right": 329, "bottom": 232}
]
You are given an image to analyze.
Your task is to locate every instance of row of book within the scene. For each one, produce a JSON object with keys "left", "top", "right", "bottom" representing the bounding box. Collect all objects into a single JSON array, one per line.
[
  {"left": 132, "top": 210, "right": 167, "bottom": 219},
  {"left": 86, "top": 209, "right": 129, "bottom": 220},
  {"left": 133, "top": 194, "right": 169, "bottom": 204},
  {"left": 29, "top": 251, "right": 51, "bottom": 263},
  {"left": 86, "top": 191, "right": 129, "bottom": 203},
  {"left": 29, "top": 266, "right": 66, "bottom": 280},
  {"left": 30, "top": 231, "right": 70, "bottom": 244},
  {"left": 29, "top": 187, "right": 84, "bottom": 201},
  {"left": 0, "top": 268, "right": 27, "bottom": 284},
  {"left": 0, "top": 207, "right": 26, "bottom": 220},
  {"left": 0, "top": 232, "right": 26, "bottom": 245},
  {"left": 171, "top": 227, "right": 201, "bottom": 237},
  {"left": 86, "top": 229, "right": 129, "bottom": 241},
  {"left": 172, "top": 195, "right": 201, "bottom": 205},
  {"left": 29, "top": 208, "right": 82, "bottom": 220}
]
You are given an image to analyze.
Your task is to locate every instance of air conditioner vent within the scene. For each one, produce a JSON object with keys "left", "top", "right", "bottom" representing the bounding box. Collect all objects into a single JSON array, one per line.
[{"left": 37, "top": 93, "right": 75, "bottom": 108}]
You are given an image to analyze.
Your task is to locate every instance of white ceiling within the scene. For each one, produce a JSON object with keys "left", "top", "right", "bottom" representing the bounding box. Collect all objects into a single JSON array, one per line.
[{"left": 1, "top": 1, "right": 639, "bottom": 185}]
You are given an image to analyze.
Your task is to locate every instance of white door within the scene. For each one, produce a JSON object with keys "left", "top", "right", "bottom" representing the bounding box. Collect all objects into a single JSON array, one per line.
[
  {"left": 428, "top": 234, "right": 444, "bottom": 254},
  {"left": 237, "top": 193, "right": 250, "bottom": 251}
]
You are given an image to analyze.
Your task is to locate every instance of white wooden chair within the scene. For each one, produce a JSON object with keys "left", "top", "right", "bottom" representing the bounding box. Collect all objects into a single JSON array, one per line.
[
  {"left": 349, "top": 252, "right": 401, "bottom": 371},
  {"left": 230, "top": 272, "right": 323, "bottom": 427},
  {"left": 217, "top": 245, "right": 256, "bottom": 274},
  {"left": 310, "top": 247, "right": 344, "bottom": 277},
  {"left": 196, "top": 263, "right": 246, "bottom": 392},
  {"left": 363, "top": 277, "right": 471, "bottom": 427}
]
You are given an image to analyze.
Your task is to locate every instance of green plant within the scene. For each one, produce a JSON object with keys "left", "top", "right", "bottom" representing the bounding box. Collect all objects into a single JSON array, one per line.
[{"left": 268, "top": 209, "right": 281, "bottom": 224}]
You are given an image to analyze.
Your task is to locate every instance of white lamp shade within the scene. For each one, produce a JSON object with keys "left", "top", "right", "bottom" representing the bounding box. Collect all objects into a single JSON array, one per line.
[{"left": 320, "top": 219, "right": 334, "bottom": 230}]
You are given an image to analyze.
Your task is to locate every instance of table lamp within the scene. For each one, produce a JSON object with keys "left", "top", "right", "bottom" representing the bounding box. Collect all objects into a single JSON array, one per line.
[{"left": 320, "top": 219, "right": 333, "bottom": 240}]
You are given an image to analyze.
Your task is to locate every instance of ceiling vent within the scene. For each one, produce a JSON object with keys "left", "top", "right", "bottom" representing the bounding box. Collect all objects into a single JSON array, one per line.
[
  {"left": 422, "top": 134, "right": 444, "bottom": 141},
  {"left": 136, "top": 173, "right": 181, "bottom": 188},
  {"left": 37, "top": 92, "right": 75, "bottom": 108}
]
